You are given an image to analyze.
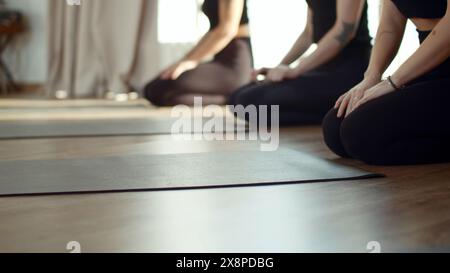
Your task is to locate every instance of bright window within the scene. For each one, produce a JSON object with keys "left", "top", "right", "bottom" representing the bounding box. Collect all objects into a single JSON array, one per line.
[
  {"left": 157, "top": 0, "right": 420, "bottom": 75},
  {"left": 158, "top": 0, "right": 209, "bottom": 44}
]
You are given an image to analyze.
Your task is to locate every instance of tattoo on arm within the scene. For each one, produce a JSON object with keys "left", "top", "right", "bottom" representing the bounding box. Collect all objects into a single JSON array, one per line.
[{"left": 334, "top": 22, "right": 357, "bottom": 46}]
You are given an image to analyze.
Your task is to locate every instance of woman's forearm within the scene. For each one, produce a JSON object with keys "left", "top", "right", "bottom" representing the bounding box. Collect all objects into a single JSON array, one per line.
[
  {"left": 364, "top": 0, "right": 406, "bottom": 80},
  {"left": 391, "top": 14, "right": 450, "bottom": 86},
  {"left": 292, "top": 0, "right": 366, "bottom": 75},
  {"left": 280, "top": 8, "right": 314, "bottom": 66},
  {"left": 293, "top": 23, "right": 356, "bottom": 74},
  {"left": 182, "top": 28, "right": 236, "bottom": 64},
  {"left": 182, "top": 0, "right": 244, "bottom": 64},
  {"left": 280, "top": 30, "right": 313, "bottom": 66},
  {"left": 363, "top": 29, "right": 404, "bottom": 80}
]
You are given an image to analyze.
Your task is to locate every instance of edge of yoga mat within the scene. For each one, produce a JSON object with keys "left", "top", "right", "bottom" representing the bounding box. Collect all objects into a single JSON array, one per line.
[
  {"left": 0, "top": 99, "right": 151, "bottom": 108},
  {"left": 0, "top": 117, "right": 248, "bottom": 140},
  {"left": 0, "top": 105, "right": 150, "bottom": 112},
  {"left": 0, "top": 149, "right": 384, "bottom": 197},
  {"left": 0, "top": 174, "right": 384, "bottom": 198}
]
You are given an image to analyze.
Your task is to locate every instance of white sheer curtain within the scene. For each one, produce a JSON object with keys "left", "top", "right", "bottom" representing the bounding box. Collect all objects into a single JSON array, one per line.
[{"left": 46, "top": 0, "right": 189, "bottom": 98}]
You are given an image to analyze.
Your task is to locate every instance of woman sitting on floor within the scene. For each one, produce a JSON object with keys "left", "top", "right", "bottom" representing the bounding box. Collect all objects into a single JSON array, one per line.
[
  {"left": 144, "top": 0, "right": 253, "bottom": 106},
  {"left": 229, "top": 0, "right": 372, "bottom": 125},
  {"left": 323, "top": 0, "right": 450, "bottom": 165}
]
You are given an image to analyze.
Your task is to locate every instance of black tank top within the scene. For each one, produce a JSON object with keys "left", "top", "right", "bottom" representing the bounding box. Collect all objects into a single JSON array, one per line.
[
  {"left": 392, "top": 0, "right": 450, "bottom": 79},
  {"left": 202, "top": 0, "right": 250, "bottom": 29},
  {"left": 391, "top": 0, "right": 447, "bottom": 19},
  {"left": 305, "top": 0, "right": 371, "bottom": 45}
]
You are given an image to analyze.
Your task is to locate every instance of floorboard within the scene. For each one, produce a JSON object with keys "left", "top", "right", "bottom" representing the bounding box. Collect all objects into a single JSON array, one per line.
[{"left": 0, "top": 111, "right": 449, "bottom": 252}]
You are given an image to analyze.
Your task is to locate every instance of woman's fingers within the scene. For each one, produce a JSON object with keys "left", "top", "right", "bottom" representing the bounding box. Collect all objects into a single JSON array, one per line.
[
  {"left": 252, "top": 68, "right": 269, "bottom": 81},
  {"left": 256, "top": 66, "right": 294, "bottom": 82},
  {"left": 160, "top": 69, "right": 170, "bottom": 80},
  {"left": 267, "top": 69, "right": 282, "bottom": 82},
  {"left": 346, "top": 90, "right": 363, "bottom": 115},
  {"left": 334, "top": 94, "right": 346, "bottom": 109},
  {"left": 352, "top": 95, "right": 371, "bottom": 112},
  {"left": 266, "top": 70, "right": 274, "bottom": 81},
  {"left": 353, "top": 98, "right": 366, "bottom": 110},
  {"left": 346, "top": 98, "right": 356, "bottom": 117},
  {"left": 349, "top": 89, "right": 379, "bottom": 115},
  {"left": 352, "top": 82, "right": 391, "bottom": 112},
  {"left": 346, "top": 99, "right": 355, "bottom": 115},
  {"left": 353, "top": 88, "right": 382, "bottom": 110},
  {"left": 337, "top": 93, "right": 351, "bottom": 118},
  {"left": 345, "top": 97, "right": 356, "bottom": 117},
  {"left": 160, "top": 65, "right": 176, "bottom": 80},
  {"left": 171, "top": 68, "right": 180, "bottom": 80}
]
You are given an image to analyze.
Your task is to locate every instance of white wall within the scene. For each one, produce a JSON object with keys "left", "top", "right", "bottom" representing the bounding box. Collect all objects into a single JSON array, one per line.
[
  {"left": 248, "top": 0, "right": 419, "bottom": 76},
  {"left": 4, "top": 0, "right": 48, "bottom": 84},
  {"left": 159, "top": 0, "right": 419, "bottom": 76}
]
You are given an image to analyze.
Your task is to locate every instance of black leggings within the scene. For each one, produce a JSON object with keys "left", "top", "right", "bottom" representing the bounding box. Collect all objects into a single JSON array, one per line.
[
  {"left": 322, "top": 71, "right": 450, "bottom": 165},
  {"left": 229, "top": 43, "right": 372, "bottom": 125},
  {"left": 143, "top": 38, "right": 253, "bottom": 106}
]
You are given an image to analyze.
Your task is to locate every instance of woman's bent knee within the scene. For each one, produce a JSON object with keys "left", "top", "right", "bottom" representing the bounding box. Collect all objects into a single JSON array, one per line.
[
  {"left": 339, "top": 113, "right": 386, "bottom": 165},
  {"left": 143, "top": 79, "right": 172, "bottom": 106},
  {"left": 322, "top": 107, "right": 385, "bottom": 164},
  {"left": 322, "top": 109, "right": 350, "bottom": 158}
]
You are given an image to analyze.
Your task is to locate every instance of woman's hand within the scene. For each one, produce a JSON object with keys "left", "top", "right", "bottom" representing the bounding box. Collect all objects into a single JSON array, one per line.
[
  {"left": 350, "top": 80, "right": 396, "bottom": 113},
  {"left": 266, "top": 65, "right": 293, "bottom": 82},
  {"left": 335, "top": 76, "right": 381, "bottom": 118},
  {"left": 160, "top": 60, "right": 199, "bottom": 80},
  {"left": 252, "top": 65, "right": 296, "bottom": 82}
]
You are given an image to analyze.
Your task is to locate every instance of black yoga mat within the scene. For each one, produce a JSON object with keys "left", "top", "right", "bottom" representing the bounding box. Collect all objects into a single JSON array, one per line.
[
  {"left": 0, "top": 99, "right": 150, "bottom": 109},
  {"left": 0, "top": 105, "right": 149, "bottom": 112},
  {"left": 0, "top": 149, "right": 382, "bottom": 197},
  {"left": 0, "top": 117, "right": 247, "bottom": 139}
]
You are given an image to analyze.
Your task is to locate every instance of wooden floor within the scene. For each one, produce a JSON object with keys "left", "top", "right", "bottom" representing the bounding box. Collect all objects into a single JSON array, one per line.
[{"left": 0, "top": 103, "right": 450, "bottom": 253}]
